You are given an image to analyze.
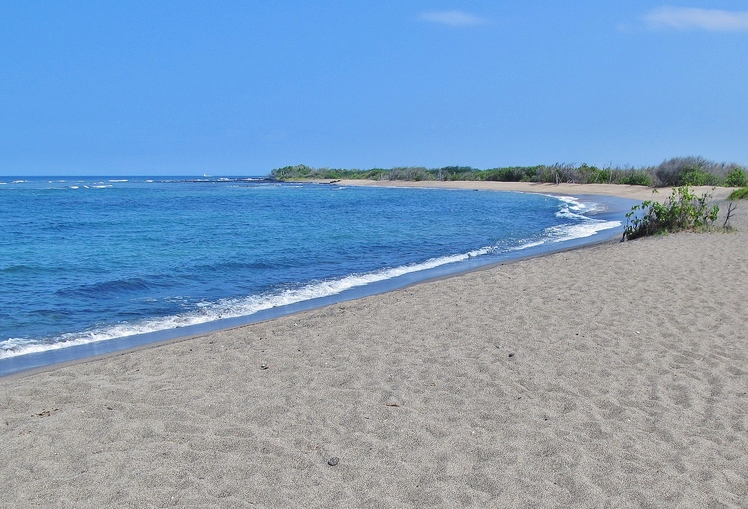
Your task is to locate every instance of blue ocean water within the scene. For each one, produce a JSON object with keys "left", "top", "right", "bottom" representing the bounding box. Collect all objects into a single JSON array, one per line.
[{"left": 0, "top": 176, "right": 627, "bottom": 371}]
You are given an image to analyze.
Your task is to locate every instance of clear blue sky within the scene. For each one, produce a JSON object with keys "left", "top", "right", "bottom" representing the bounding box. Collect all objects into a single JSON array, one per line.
[{"left": 1, "top": 1, "right": 747, "bottom": 176}]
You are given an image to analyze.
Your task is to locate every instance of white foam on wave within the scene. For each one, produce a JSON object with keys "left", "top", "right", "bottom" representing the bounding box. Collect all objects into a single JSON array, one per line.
[
  {"left": 507, "top": 195, "right": 618, "bottom": 250},
  {"left": 545, "top": 220, "right": 621, "bottom": 242},
  {"left": 506, "top": 240, "right": 546, "bottom": 252},
  {"left": 552, "top": 195, "right": 601, "bottom": 221},
  {"left": 548, "top": 194, "right": 620, "bottom": 241}
]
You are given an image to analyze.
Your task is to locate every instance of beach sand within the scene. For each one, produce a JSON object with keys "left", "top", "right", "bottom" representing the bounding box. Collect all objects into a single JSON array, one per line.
[
  {"left": 1, "top": 183, "right": 746, "bottom": 508},
  {"left": 331, "top": 179, "right": 739, "bottom": 203}
]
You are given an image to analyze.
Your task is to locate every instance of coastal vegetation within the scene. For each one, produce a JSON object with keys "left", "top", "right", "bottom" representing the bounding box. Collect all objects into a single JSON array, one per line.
[
  {"left": 622, "top": 187, "right": 720, "bottom": 241},
  {"left": 271, "top": 156, "right": 747, "bottom": 188},
  {"left": 725, "top": 168, "right": 748, "bottom": 187},
  {"left": 728, "top": 187, "right": 748, "bottom": 200}
]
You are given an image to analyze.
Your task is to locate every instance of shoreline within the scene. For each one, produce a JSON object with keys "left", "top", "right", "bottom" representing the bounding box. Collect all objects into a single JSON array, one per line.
[
  {"left": 0, "top": 185, "right": 635, "bottom": 378},
  {"left": 0, "top": 220, "right": 625, "bottom": 383},
  {"left": 1, "top": 183, "right": 745, "bottom": 506},
  {"left": 0, "top": 226, "right": 622, "bottom": 383}
]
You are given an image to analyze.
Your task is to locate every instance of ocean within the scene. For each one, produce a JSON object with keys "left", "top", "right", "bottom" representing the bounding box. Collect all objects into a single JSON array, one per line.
[{"left": 0, "top": 176, "right": 630, "bottom": 375}]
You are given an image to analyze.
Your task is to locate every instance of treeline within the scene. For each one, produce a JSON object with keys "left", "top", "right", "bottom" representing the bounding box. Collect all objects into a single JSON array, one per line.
[{"left": 270, "top": 157, "right": 748, "bottom": 188}]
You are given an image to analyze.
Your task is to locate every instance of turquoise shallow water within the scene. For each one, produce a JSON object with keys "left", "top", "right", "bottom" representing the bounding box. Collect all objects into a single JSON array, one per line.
[{"left": 0, "top": 176, "right": 629, "bottom": 373}]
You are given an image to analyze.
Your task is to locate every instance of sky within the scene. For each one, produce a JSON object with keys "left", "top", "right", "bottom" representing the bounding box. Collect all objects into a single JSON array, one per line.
[{"left": 1, "top": 1, "right": 747, "bottom": 176}]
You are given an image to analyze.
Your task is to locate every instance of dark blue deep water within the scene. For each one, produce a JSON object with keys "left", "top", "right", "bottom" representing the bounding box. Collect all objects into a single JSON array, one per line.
[{"left": 0, "top": 176, "right": 627, "bottom": 368}]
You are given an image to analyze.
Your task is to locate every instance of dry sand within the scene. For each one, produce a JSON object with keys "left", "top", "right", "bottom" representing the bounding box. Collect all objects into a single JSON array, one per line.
[
  {"left": 1, "top": 184, "right": 746, "bottom": 508},
  {"left": 331, "top": 179, "right": 738, "bottom": 203}
]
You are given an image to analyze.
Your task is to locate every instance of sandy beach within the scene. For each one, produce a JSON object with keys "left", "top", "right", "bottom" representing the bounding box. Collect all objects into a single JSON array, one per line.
[
  {"left": 1, "top": 183, "right": 746, "bottom": 508},
  {"left": 332, "top": 179, "right": 739, "bottom": 202}
]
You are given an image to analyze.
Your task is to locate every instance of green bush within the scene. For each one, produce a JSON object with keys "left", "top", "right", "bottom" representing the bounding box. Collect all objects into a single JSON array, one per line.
[
  {"left": 725, "top": 168, "right": 748, "bottom": 187},
  {"left": 652, "top": 157, "right": 742, "bottom": 187},
  {"left": 622, "top": 186, "right": 719, "bottom": 241},
  {"left": 482, "top": 167, "right": 523, "bottom": 182},
  {"left": 618, "top": 171, "right": 653, "bottom": 186},
  {"left": 728, "top": 187, "right": 748, "bottom": 200},
  {"left": 680, "top": 167, "right": 721, "bottom": 186},
  {"left": 387, "top": 167, "right": 433, "bottom": 181},
  {"left": 587, "top": 168, "right": 611, "bottom": 184}
]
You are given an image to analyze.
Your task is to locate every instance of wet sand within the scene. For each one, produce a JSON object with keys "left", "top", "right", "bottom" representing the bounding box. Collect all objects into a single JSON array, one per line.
[{"left": 1, "top": 183, "right": 746, "bottom": 508}]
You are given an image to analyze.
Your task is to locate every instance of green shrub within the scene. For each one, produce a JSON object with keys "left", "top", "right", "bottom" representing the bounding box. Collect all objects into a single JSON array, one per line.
[
  {"left": 653, "top": 156, "right": 741, "bottom": 187},
  {"left": 387, "top": 167, "right": 433, "bottom": 181},
  {"left": 483, "top": 167, "right": 523, "bottom": 182},
  {"left": 622, "top": 186, "right": 719, "bottom": 241},
  {"left": 618, "top": 171, "right": 653, "bottom": 186},
  {"left": 680, "top": 167, "right": 721, "bottom": 186},
  {"left": 728, "top": 187, "right": 748, "bottom": 200},
  {"left": 725, "top": 168, "right": 748, "bottom": 187},
  {"left": 587, "top": 168, "right": 612, "bottom": 184}
]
